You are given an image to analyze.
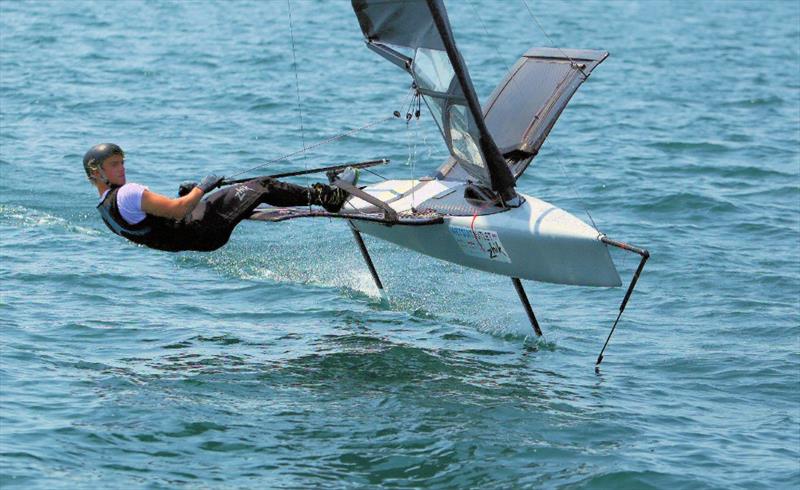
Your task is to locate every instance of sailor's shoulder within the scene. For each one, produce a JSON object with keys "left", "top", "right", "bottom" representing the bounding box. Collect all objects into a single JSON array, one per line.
[
  {"left": 119, "top": 182, "right": 149, "bottom": 193},
  {"left": 115, "top": 183, "right": 150, "bottom": 204}
]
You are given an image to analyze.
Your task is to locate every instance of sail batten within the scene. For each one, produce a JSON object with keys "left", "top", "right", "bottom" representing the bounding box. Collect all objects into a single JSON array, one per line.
[{"left": 366, "top": 42, "right": 413, "bottom": 72}]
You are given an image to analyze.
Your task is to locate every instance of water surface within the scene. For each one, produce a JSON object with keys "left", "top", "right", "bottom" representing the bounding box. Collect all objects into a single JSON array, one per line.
[{"left": 1, "top": 1, "right": 798, "bottom": 488}]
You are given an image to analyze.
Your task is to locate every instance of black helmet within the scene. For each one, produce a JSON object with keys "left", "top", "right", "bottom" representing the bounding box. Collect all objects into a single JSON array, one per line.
[{"left": 83, "top": 143, "right": 124, "bottom": 182}]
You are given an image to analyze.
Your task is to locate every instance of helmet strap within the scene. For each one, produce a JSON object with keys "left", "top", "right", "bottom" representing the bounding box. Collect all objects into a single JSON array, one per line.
[{"left": 97, "top": 168, "right": 112, "bottom": 187}]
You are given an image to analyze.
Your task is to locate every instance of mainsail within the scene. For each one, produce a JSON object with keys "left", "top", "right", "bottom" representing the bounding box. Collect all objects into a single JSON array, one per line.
[{"left": 351, "top": 0, "right": 517, "bottom": 200}]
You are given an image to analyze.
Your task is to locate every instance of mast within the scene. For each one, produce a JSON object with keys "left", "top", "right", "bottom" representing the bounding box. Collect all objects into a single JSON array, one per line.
[
  {"left": 425, "top": 0, "right": 517, "bottom": 201},
  {"left": 351, "top": 0, "right": 517, "bottom": 202}
]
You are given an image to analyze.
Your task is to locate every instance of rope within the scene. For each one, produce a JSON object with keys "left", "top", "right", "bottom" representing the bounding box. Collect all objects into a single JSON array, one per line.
[
  {"left": 285, "top": 0, "right": 311, "bottom": 209},
  {"left": 469, "top": 193, "right": 502, "bottom": 251},
  {"left": 410, "top": 119, "right": 418, "bottom": 210},
  {"left": 405, "top": 90, "right": 420, "bottom": 210}
]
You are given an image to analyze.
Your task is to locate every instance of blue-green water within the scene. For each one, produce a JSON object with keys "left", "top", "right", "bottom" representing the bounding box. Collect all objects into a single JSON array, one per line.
[{"left": 1, "top": 0, "right": 798, "bottom": 488}]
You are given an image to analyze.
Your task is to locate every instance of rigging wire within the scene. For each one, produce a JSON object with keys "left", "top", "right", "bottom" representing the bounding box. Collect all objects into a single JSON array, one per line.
[
  {"left": 337, "top": 85, "right": 414, "bottom": 215},
  {"left": 519, "top": 0, "right": 589, "bottom": 78},
  {"left": 405, "top": 88, "right": 421, "bottom": 210},
  {"left": 285, "top": 0, "right": 311, "bottom": 209},
  {"left": 513, "top": 0, "right": 600, "bottom": 231},
  {"left": 228, "top": 8, "right": 425, "bottom": 213},
  {"left": 227, "top": 81, "right": 412, "bottom": 183},
  {"left": 555, "top": 153, "right": 599, "bottom": 231},
  {"left": 319, "top": 87, "right": 415, "bottom": 216},
  {"left": 467, "top": 0, "right": 535, "bottom": 179},
  {"left": 467, "top": 0, "right": 506, "bottom": 66},
  {"left": 466, "top": 0, "right": 529, "bottom": 116},
  {"left": 362, "top": 167, "right": 388, "bottom": 180},
  {"left": 226, "top": 115, "right": 396, "bottom": 180},
  {"left": 464, "top": 0, "right": 608, "bottom": 264}
]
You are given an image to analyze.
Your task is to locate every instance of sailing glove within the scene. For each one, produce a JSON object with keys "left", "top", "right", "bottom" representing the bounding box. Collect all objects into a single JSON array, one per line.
[
  {"left": 197, "top": 174, "right": 224, "bottom": 193},
  {"left": 178, "top": 181, "right": 197, "bottom": 197}
]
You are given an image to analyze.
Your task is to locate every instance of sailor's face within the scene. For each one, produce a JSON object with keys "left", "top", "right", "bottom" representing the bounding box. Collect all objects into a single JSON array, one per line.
[{"left": 98, "top": 154, "right": 126, "bottom": 186}]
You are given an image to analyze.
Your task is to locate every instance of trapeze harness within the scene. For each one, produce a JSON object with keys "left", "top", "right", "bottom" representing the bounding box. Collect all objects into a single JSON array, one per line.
[{"left": 97, "top": 179, "right": 313, "bottom": 252}]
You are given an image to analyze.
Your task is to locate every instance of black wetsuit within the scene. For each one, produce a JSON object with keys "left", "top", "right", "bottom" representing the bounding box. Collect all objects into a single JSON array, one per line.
[{"left": 97, "top": 178, "right": 313, "bottom": 252}]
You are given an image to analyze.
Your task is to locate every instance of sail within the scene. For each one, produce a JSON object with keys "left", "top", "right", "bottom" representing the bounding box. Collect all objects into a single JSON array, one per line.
[
  {"left": 351, "top": 0, "right": 517, "bottom": 199},
  {"left": 438, "top": 48, "right": 608, "bottom": 182},
  {"left": 483, "top": 48, "right": 608, "bottom": 178}
]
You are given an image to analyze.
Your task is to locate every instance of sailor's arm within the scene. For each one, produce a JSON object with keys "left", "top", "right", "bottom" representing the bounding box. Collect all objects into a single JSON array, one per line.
[
  {"left": 141, "top": 188, "right": 204, "bottom": 220},
  {"left": 140, "top": 175, "right": 224, "bottom": 220}
]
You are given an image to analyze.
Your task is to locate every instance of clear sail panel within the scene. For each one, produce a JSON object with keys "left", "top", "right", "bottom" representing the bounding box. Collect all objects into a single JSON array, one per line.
[
  {"left": 412, "top": 48, "right": 453, "bottom": 92},
  {"left": 448, "top": 104, "right": 483, "bottom": 165},
  {"left": 412, "top": 48, "right": 488, "bottom": 180},
  {"left": 352, "top": 0, "right": 513, "bottom": 191}
]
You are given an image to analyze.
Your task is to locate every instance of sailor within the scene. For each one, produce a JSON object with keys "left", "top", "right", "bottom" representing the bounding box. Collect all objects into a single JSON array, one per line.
[{"left": 85, "top": 143, "right": 356, "bottom": 252}]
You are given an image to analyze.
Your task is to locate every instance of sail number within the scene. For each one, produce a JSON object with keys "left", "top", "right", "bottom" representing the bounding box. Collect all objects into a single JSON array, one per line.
[{"left": 449, "top": 226, "right": 512, "bottom": 263}]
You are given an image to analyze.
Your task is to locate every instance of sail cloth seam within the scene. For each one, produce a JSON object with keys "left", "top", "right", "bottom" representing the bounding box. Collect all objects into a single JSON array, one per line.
[{"left": 416, "top": 87, "right": 468, "bottom": 104}]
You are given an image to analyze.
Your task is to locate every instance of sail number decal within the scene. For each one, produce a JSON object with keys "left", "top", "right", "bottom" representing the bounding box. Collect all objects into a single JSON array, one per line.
[{"left": 449, "top": 226, "right": 512, "bottom": 263}]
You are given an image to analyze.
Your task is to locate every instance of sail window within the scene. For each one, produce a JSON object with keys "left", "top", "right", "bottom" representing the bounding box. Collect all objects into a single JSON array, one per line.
[
  {"left": 413, "top": 48, "right": 453, "bottom": 93},
  {"left": 448, "top": 105, "right": 483, "bottom": 166},
  {"left": 412, "top": 48, "right": 487, "bottom": 176},
  {"left": 352, "top": 0, "right": 516, "bottom": 195}
]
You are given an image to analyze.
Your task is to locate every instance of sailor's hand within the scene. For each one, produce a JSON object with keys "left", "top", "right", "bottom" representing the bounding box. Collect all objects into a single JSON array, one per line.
[
  {"left": 197, "top": 174, "right": 224, "bottom": 193},
  {"left": 178, "top": 181, "right": 197, "bottom": 197}
]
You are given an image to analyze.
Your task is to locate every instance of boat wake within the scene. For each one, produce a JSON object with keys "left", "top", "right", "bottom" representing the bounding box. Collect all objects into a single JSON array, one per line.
[{"left": 0, "top": 203, "right": 100, "bottom": 236}]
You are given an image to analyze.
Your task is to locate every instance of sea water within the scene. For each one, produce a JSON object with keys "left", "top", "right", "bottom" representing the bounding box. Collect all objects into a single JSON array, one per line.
[{"left": 1, "top": 1, "right": 798, "bottom": 488}]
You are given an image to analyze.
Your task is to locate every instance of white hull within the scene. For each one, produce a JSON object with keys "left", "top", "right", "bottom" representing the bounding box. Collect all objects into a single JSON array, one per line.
[{"left": 347, "top": 180, "right": 621, "bottom": 287}]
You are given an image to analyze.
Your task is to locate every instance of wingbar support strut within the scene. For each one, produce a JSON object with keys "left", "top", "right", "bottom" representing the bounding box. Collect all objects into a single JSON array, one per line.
[
  {"left": 334, "top": 179, "right": 398, "bottom": 222},
  {"left": 512, "top": 278, "right": 543, "bottom": 336},
  {"left": 595, "top": 236, "right": 650, "bottom": 369},
  {"left": 350, "top": 225, "right": 388, "bottom": 302}
]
